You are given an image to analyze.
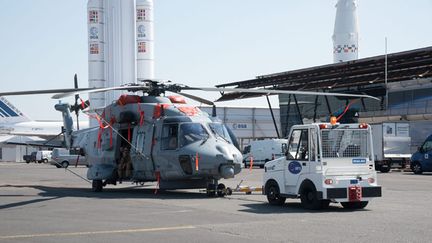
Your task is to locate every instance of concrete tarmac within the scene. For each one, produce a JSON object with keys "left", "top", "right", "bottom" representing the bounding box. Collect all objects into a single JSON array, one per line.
[{"left": 1, "top": 162, "right": 432, "bottom": 243}]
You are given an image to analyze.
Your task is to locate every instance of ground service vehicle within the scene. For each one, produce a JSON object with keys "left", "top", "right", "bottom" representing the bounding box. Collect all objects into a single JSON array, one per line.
[
  {"left": 35, "top": 150, "right": 52, "bottom": 163},
  {"left": 410, "top": 134, "right": 432, "bottom": 174},
  {"left": 51, "top": 148, "right": 87, "bottom": 168},
  {"left": 243, "top": 139, "right": 288, "bottom": 168},
  {"left": 263, "top": 123, "right": 382, "bottom": 210},
  {"left": 23, "top": 152, "right": 37, "bottom": 163},
  {"left": 0, "top": 77, "right": 378, "bottom": 194},
  {"left": 371, "top": 123, "right": 411, "bottom": 173}
]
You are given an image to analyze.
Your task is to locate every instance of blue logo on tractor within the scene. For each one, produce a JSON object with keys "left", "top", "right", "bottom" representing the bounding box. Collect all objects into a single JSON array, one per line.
[
  {"left": 288, "top": 161, "right": 302, "bottom": 174},
  {"left": 352, "top": 158, "right": 366, "bottom": 164}
]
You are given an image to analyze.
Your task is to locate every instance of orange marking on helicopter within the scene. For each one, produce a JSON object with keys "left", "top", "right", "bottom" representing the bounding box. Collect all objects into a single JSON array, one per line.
[
  {"left": 195, "top": 152, "right": 199, "bottom": 171},
  {"left": 127, "top": 124, "right": 131, "bottom": 142},
  {"left": 168, "top": 95, "right": 186, "bottom": 104},
  {"left": 177, "top": 106, "right": 199, "bottom": 116},
  {"left": 117, "top": 94, "right": 141, "bottom": 106},
  {"left": 154, "top": 171, "right": 161, "bottom": 194},
  {"left": 109, "top": 127, "right": 113, "bottom": 148},
  {"left": 79, "top": 98, "right": 86, "bottom": 109},
  {"left": 137, "top": 105, "right": 145, "bottom": 126},
  {"left": 153, "top": 104, "right": 171, "bottom": 119}
]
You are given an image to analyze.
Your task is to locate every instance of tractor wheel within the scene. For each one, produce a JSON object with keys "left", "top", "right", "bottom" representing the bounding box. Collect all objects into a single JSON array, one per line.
[
  {"left": 266, "top": 181, "right": 286, "bottom": 205},
  {"left": 300, "top": 181, "right": 327, "bottom": 210}
]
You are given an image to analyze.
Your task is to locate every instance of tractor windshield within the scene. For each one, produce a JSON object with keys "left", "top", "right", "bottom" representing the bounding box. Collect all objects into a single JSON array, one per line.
[
  {"left": 179, "top": 123, "right": 209, "bottom": 147},
  {"left": 208, "top": 123, "right": 233, "bottom": 144},
  {"left": 321, "top": 129, "right": 370, "bottom": 158}
]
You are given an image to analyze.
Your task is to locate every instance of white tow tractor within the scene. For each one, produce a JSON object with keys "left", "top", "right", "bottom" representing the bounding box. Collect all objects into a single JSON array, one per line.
[{"left": 263, "top": 122, "right": 382, "bottom": 210}]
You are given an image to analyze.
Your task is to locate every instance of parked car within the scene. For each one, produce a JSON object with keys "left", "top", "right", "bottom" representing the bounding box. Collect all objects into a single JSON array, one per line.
[
  {"left": 410, "top": 134, "right": 432, "bottom": 174},
  {"left": 35, "top": 150, "right": 52, "bottom": 163},
  {"left": 23, "top": 152, "right": 37, "bottom": 163},
  {"left": 50, "top": 148, "right": 87, "bottom": 168}
]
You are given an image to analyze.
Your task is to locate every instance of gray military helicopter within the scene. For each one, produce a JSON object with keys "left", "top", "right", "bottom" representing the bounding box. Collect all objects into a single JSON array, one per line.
[{"left": 0, "top": 79, "right": 378, "bottom": 196}]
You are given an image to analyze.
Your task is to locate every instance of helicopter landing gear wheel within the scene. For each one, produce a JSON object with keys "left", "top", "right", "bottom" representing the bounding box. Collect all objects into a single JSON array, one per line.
[
  {"left": 226, "top": 187, "right": 233, "bottom": 196},
  {"left": 206, "top": 183, "right": 216, "bottom": 197},
  {"left": 92, "top": 180, "right": 103, "bottom": 192},
  {"left": 217, "top": 183, "right": 226, "bottom": 197}
]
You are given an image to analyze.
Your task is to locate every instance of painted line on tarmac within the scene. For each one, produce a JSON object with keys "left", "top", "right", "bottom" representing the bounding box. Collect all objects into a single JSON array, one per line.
[{"left": 0, "top": 225, "right": 196, "bottom": 240}]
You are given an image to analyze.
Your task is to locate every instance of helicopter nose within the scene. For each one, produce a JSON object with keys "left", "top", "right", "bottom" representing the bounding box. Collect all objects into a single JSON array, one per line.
[{"left": 214, "top": 145, "right": 242, "bottom": 179}]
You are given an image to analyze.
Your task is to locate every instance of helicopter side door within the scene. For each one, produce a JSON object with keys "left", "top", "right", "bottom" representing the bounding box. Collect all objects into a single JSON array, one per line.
[
  {"left": 154, "top": 121, "right": 184, "bottom": 178},
  {"left": 130, "top": 124, "right": 155, "bottom": 179}
]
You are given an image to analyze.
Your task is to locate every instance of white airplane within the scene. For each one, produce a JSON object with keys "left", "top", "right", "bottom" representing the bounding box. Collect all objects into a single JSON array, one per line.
[{"left": 0, "top": 97, "right": 87, "bottom": 146}]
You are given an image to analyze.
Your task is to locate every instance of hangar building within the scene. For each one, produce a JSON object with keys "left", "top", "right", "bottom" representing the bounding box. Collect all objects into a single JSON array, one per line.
[{"left": 217, "top": 46, "right": 432, "bottom": 152}]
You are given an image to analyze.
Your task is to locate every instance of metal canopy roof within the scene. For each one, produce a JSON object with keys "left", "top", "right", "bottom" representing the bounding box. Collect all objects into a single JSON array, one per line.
[{"left": 215, "top": 46, "right": 432, "bottom": 101}]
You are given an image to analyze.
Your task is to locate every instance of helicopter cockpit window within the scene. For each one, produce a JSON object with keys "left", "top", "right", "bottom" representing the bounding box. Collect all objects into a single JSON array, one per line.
[
  {"left": 208, "top": 123, "right": 233, "bottom": 144},
  {"left": 162, "top": 124, "right": 178, "bottom": 150},
  {"left": 179, "top": 123, "right": 209, "bottom": 147}
]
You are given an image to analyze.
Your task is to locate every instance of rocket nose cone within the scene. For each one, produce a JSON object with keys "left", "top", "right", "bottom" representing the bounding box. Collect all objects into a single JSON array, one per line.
[
  {"left": 334, "top": 0, "right": 359, "bottom": 34},
  {"left": 336, "top": 0, "right": 357, "bottom": 10}
]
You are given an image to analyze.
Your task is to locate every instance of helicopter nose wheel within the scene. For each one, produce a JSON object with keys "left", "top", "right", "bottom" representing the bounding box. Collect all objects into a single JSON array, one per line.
[
  {"left": 217, "top": 183, "right": 226, "bottom": 197},
  {"left": 206, "top": 182, "right": 229, "bottom": 197}
]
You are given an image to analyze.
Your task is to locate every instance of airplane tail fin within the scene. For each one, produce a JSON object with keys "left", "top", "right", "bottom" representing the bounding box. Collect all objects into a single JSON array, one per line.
[{"left": 0, "top": 97, "right": 31, "bottom": 124}]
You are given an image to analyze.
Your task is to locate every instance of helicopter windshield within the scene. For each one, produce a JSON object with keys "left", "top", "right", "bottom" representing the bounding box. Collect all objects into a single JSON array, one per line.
[
  {"left": 179, "top": 123, "right": 209, "bottom": 147},
  {"left": 208, "top": 123, "right": 233, "bottom": 144}
]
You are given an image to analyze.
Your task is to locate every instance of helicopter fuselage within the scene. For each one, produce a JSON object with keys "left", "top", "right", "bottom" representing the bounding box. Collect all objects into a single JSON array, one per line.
[{"left": 71, "top": 95, "right": 242, "bottom": 190}]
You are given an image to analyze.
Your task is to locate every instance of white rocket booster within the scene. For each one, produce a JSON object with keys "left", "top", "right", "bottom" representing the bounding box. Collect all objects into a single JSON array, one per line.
[
  {"left": 332, "top": 0, "right": 359, "bottom": 63},
  {"left": 87, "top": 0, "right": 154, "bottom": 127},
  {"left": 87, "top": 0, "right": 105, "bottom": 110},
  {"left": 104, "top": 0, "right": 136, "bottom": 105},
  {"left": 136, "top": 0, "right": 155, "bottom": 81}
]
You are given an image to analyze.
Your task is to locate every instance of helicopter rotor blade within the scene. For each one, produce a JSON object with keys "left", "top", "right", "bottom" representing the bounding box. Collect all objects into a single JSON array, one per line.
[
  {"left": 51, "top": 85, "right": 149, "bottom": 99},
  {"left": 0, "top": 88, "right": 92, "bottom": 97},
  {"left": 177, "top": 92, "right": 214, "bottom": 106},
  {"left": 180, "top": 87, "right": 380, "bottom": 101}
]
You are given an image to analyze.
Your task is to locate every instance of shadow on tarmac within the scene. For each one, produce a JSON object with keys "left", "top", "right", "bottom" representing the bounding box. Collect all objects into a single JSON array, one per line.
[
  {"left": 0, "top": 184, "right": 372, "bottom": 213},
  {"left": 237, "top": 201, "right": 371, "bottom": 214},
  {"left": 0, "top": 184, "right": 210, "bottom": 210},
  {"left": 401, "top": 172, "right": 432, "bottom": 176}
]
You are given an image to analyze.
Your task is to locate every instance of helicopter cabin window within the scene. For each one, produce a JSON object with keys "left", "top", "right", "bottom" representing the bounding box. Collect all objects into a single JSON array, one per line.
[
  {"left": 135, "top": 131, "right": 146, "bottom": 153},
  {"left": 162, "top": 124, "right": 178, "bottom": 150},
  {"left": 287, "top": 129, "right": 309, "bottom": 161},
  {"left": 208, "top": 123, "right": 233, "bottom": 144},
  {"left": 179, "top": 123, "right": 209, "bottom": 147}
]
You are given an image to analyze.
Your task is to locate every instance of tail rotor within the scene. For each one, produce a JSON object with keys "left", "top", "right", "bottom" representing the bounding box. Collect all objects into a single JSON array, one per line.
[{"left": 70, "top": 74, "right": 89, "bottom": 130}]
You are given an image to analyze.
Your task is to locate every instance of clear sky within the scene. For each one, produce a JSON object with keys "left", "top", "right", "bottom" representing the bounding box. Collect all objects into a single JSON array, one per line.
[{"left": 0, "top": 0, "right": 431, "bottom": 121}]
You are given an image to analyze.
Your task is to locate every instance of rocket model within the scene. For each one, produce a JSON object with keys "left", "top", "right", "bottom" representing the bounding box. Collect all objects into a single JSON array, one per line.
[
  {"left": 87, "top": 0, "right": 154, "bottom": 126},
  {"left": 87, "top": 0, "right": 105, "bottom": 111},
  {"left": 332, "top": 0, "right": 359, "bottom": 63},
  {"left": 136, "top": 0, "right": 155, "bottom": 81}
]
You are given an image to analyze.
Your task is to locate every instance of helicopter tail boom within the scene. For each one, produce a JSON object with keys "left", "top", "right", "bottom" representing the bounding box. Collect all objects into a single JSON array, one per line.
[{"left": 54, "top": 103, "right": 74, "bottom": 149}]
